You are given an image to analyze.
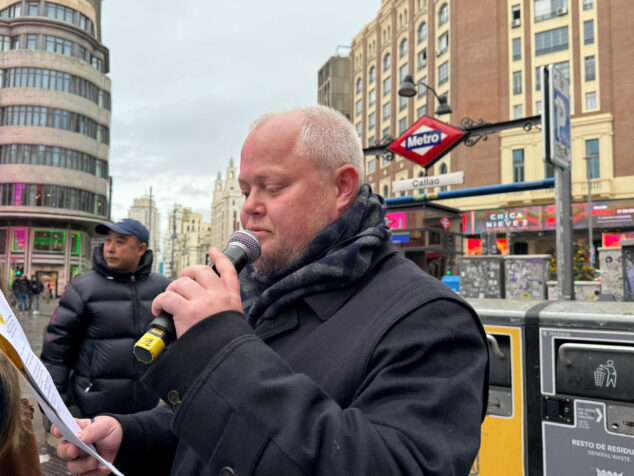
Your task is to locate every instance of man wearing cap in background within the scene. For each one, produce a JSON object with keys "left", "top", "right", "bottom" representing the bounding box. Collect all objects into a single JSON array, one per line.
[{"left": 40, "top": 219, "right": 170, "bottom": 426}]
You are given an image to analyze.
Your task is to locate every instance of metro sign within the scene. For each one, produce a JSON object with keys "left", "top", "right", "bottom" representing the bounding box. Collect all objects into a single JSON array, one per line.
[{"left": 389, "top": 115, "right": 466, "bottom": 169}]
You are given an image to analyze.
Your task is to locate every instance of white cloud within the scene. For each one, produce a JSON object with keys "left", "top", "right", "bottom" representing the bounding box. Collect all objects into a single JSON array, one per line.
[{"left": 102, "top": 0, "right": 380, "bottom": 233}]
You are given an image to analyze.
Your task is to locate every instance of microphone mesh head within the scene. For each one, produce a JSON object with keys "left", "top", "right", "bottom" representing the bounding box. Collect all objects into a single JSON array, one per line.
[{"left": 226, "top": 230, "right": 261, "bottom": 264}]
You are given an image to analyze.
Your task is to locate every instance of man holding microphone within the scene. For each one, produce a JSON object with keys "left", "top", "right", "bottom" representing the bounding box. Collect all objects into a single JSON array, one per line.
[{"left": 55, "top": 105, "right": 488, "bottom": 476}]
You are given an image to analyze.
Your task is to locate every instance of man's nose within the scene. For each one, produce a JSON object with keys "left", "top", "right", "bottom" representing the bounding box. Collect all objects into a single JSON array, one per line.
[{"left": 242, "top": 191, "right": 264, "bottom": 215}]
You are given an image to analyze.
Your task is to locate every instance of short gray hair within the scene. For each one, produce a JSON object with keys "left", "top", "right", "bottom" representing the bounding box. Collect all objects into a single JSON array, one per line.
[{"left": 251, "top": 105, "right": 365, "bottom": 186}]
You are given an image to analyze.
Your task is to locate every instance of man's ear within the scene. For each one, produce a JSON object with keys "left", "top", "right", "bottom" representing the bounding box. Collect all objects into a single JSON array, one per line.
[
  {"left": 333, "top": 164, "right": 359, "bottom": 214},
  {"left": 138, "top": 242, "right": 148, "bottom": 256}
]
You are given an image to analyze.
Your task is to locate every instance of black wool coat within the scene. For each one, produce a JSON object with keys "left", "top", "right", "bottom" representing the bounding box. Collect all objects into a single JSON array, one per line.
[
  {"left": 40, "top": 245, "right": 170, "bottom": 417},
  {"left": 114, "top": 241, "right": 489, "bottom": 476}
]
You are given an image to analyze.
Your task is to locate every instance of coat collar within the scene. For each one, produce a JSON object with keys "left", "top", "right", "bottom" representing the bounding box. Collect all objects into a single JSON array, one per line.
[{"left": 254, "top": 240, "right": 398, "bottom": 340}]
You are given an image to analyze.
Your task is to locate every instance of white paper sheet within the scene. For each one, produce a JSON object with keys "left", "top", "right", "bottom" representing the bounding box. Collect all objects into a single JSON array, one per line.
[{"left": 0, "top": 290, "right": 124, "bottom": 476}]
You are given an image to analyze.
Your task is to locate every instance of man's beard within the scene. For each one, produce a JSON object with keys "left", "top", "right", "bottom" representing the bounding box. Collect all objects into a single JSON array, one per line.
[{"left": 253, "top": 201, "right": 331, "bottom": 280}]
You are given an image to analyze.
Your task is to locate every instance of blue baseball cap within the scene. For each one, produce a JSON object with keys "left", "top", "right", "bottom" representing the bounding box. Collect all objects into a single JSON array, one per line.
[{"left": 95, "top": 219, "right": 149, "bottom": 244}]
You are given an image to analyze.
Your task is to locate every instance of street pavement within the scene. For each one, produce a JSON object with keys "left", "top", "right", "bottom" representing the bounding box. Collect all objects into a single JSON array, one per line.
[{"left": 16, "top": 297, "right": 72, "bottom": 475}]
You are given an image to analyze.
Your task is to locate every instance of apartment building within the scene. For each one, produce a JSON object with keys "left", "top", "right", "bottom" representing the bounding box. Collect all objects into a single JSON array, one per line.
[
  {"left": 0, "top": 0, "right": 111, "bottom": 293},
  {"left": 350, "top": 0, "right": 634, "bottom": 257}
]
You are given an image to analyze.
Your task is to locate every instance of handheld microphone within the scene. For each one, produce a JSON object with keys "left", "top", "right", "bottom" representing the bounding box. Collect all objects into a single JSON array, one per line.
[{"left": 133, "top": 230, "right": 261, "bottom": 364}]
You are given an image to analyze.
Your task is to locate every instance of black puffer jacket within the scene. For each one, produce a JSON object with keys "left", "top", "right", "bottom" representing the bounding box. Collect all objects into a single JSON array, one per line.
[{"left": 40, "top": 245, "right": 170, "bottom": 418}]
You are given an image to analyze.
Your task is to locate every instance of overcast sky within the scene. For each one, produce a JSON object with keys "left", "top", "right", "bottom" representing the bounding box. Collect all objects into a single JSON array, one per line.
[{"left": 101, "top": 0, "right": 380, "bottom": 234}]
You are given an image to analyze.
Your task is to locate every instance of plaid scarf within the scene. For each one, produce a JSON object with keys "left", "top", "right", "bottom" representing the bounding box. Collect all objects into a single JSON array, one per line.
[{"left": 240, "top": 184, "right": 391, "bottom": 327}]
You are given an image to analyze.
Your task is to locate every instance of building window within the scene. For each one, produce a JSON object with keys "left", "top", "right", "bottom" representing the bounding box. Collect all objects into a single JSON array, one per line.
[
  {"left": 382, "top": 126, "right": 390, "bottom": 138},
  {"left": 399, "top": 117, "right": 408, "bottom": 134},
  {"left": 399, "top": 95, "right": 408, "bottom": 111},
  {"left": 417, "top": 76, "right": 427, "bottom": 99},
  {"left": 583, "top": 0, "right": 593, "bottom": 10},
  {"left": 439, "top": 163, "right": 448, "bottom": 191},
  {"left": 26, "top": 34, "right": 38, "bottom": 50},
  {"left": 1, "top": 105, "right": 109, "bottom": 144},
  {"left": 513, "top": 104, "right": 523, "bottom": 119},
  {"left": 536, "top": 100, "right": 542, "bottom": 114},
  {"left": 535, "top": 26, "right": 569, "bottom": 56},
  {"left": 418, "top": 22, "right": 427, "bottom": 43},
  {"left": 384, "top": 53, "right": 391, "bottom": 71},
  {"left": 585, "top": 91, "right": 597, "bottom": 110},
  {"left": 512, "top": 38, "right": 521, "bottom": 61},
  {"left": 369, "top": 89, "right": 376, "bottom": 106},
  {"left": 399, "top": 63, "right": 409, "bottom": 82},
  {"left": 369, "top": 66, "right": 376, "bottom": 84},
  {"left": 356, "top": 99, "right": 362, "bottom": 116},
  {"left": 438, "top": 3, "right": 449, "bottom": 26},
  {"left": 367, "top": 158, "right": 376, "bottom": 174},
  {"left": 368, "top": 136, "right": 375, "bottom": 147},
  {"left": 0, "top": 144, "right": 108, "bottom": 178},
  {"left": 3, "top": 67, "right": 111, "bottom": 110},
  {"left": 399, "top": 38, "right": 408, "bottom": 58},
  {"left": 417, "top": 105, "right": 427, "bottom": 118},
  {"left": 438, "top": 32, "right": 448, "bottom": 55},
  {"left": 356, "top": 122, "right": 362, "bottom": 136},
  {"left": 511, "top": 4, "right": 521, "bottom": 26},
  {"left": 0, "top": 183, "right": 107, "bottom": 216},
  {"left": 369, "top": 112, "right": 375, "bottom": 129},
  {"left": 438, "top": 61, "right": 449, "bottom": 86},
  {"left": 0, "top": 36, "right": 10, "bottom": 51},
  {"left": 383, "top": 76, "right": 391, "bottom": 96},
  {"left": 585, "top": 139, "right": 599, "bottom": 178},
  {"left": 513, "top": 149, "right": 525, "bottom": 182},
  {"left": 513, "top": 71, "right": 522, "bottom": 95},
  {"left": 584, "top": 20, "right": 594, "bottom": 45},
  {"left": 356, "top": 77, "right": 362, "bottom": 94},
  {"left": 535, "top": 61, "right": 568, "bottom": 90},
  {"left": 534, "top": 0, "right": 568, "bottom": 22},
  {"left": 26, "top": 2, "right": 39, "bottom": 16},
  {"left": 383, "top": 102, "right": 391, "bottom": 120},
  {"left": 585, "top": 56, "right": 596, "bottom": 81},
  {"left": 417, "top": 49, "right": 427, "bottom": 70}
]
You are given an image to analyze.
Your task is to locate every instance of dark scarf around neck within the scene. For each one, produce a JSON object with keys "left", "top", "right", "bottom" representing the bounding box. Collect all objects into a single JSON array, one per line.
[{"left": 240, "top": 184, "right": 391, "bottom": 327}]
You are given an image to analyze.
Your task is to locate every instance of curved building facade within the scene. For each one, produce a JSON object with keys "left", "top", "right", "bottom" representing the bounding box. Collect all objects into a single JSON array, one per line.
[{"left": 0, "top": 0, "right": 110, "bottom": 295}]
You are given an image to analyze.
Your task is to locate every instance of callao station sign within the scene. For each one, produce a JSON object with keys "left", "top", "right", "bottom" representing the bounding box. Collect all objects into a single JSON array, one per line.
[{"left": 388, "top": 115, "right": 466, "bottom": 169}]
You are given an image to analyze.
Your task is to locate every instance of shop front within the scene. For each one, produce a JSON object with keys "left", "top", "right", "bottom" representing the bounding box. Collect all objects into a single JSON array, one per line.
[
  {"left": 386, "top": 201, "right": 464, "bottom": 279},
  {"left": 0, "top": 225, "right": 93, "bottom": 297},
  {"left": 462, "top": 198, "right": 634, "bottom": 264}
]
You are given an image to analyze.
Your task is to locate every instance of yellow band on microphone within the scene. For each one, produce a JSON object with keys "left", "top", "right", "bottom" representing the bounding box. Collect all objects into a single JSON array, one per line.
[{"left": 133, "top": 327, "right": 166, "bottom": 363}]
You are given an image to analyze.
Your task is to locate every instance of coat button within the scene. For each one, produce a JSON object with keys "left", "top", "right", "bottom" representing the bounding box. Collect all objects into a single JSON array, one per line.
[
  {"left": 167, "top": 390, "right": 181, "bottom": 407},
  {"left": 219, "top": 466, "right": 236, "bottom": 476}
]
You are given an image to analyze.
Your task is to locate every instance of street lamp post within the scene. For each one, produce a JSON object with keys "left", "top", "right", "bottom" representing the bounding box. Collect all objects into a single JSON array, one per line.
[
  {"left": 398, "top": 74, "right": 452, "bottom": 115},
  {"left": 583, "top": 155, "right": 596, "bottom": 266}
]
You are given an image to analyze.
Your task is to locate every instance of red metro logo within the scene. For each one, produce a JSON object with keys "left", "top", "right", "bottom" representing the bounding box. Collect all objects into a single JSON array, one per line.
[{"left": 389, "top": 115, "right": 466, "bottom": 169}]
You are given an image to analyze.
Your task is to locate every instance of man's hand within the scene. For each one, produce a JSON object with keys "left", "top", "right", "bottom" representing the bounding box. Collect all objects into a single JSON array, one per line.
[
  {"left": 54, "top": 416, "right": 122, "bottom": 475},
  {"left": 152, "top": 248, "right": 243, "bottom": 338}
]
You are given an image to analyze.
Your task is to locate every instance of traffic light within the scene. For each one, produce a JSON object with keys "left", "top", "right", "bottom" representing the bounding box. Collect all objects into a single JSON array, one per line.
[{"left": 16, "top": 265, "right": 24, "bottom": 276}]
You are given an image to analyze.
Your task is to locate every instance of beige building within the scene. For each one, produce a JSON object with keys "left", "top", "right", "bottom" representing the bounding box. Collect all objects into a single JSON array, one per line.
[
  {"left": 0, "top": 0, "right": 111, "bottom": 293},
  {"left": 317, "top": 49, "right": 352, "bottom": 120},
  {"left": 351, "top": 0, "right": 634, "bottom": 256},
  {"left": 177, "top": 208, "right": 211, "bottom": 272},
  {"left": 210, "top": 158, "right": 244, "bottom": 251},
  {"left": 163, "top": 204, "right": 211, "bottom": 278},
  {"left": 127, "top": 193, "right": 161, "bottom": 271}
]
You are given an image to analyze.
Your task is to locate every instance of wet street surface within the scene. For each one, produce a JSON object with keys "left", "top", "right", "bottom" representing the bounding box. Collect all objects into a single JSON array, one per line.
[{"left": 15, "top": 298, "right": 72, "bottom": 475}]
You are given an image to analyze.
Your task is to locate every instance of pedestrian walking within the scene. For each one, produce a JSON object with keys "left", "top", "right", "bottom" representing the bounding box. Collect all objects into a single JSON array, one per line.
[
  {"left": 11, "top": 275, "right": 29, "bottom": 313},
  {"left": 28, "top": 275, "right": 44, "bottom": 315}
]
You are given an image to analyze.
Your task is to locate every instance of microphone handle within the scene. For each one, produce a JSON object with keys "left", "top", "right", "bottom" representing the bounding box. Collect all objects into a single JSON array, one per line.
[{"left": 133, "top": 244, "right": 250, "bottom": 364}]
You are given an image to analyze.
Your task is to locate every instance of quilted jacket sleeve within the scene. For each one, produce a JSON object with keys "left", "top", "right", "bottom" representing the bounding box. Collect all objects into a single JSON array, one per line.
[{"left": 40, "top": 283, "right": 86, "bottom": 404}]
